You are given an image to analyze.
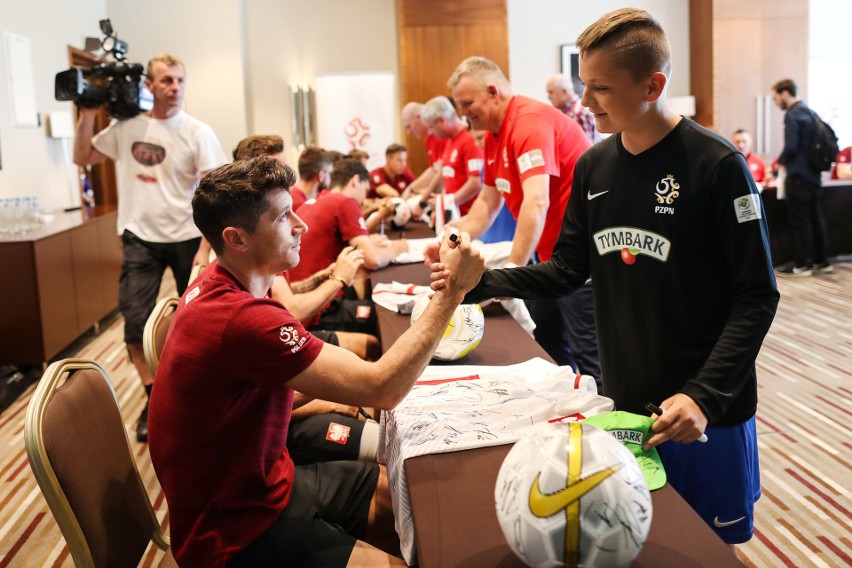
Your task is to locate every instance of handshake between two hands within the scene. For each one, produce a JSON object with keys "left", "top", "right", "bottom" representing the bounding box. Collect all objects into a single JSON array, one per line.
[{"left": 428, "top": 228, "right": 486, "bottom": 297}]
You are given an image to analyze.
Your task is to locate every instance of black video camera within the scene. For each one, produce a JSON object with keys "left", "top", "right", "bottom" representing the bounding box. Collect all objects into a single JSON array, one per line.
[{"left": 54, "top": 19, "right": 147, "bottom": 120}]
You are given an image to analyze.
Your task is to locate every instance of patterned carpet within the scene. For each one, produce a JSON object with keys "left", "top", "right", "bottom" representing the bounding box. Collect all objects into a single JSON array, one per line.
[{"left": 0, "top": 262, "right": 850, "bottom": 567}]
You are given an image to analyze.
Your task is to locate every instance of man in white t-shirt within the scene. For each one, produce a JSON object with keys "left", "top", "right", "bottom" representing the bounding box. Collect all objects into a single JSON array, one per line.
[{"left": 73, "top": 53, "right": 226, "bottom": 442}]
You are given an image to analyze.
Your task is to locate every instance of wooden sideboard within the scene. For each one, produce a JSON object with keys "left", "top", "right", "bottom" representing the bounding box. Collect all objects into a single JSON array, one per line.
[{"left": 0, "top": 206, "right": 121, "bottom": 365}]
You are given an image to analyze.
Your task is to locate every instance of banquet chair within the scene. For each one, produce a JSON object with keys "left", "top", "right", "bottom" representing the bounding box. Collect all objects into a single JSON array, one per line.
[
  {"left": 142, "top": 297, "right": 179, "bottom": 377},
  {"left": 188, "top": 262, "right": 207, "bottom": 285},
  {"left": 24, "top": 358, "right": 177, "bottom": 567}
]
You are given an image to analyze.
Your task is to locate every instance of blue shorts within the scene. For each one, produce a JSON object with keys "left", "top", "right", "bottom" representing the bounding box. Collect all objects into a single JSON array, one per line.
[{"left": 655, "top": 416, "right": 760, "bottom": 544}]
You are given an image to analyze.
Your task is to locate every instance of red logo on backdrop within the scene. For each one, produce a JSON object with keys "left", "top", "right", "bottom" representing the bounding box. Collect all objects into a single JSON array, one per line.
[
  {"left": 344, "top": 117, "right": 371, "bottom": 149},
  {"left": 326, "top": 422, "right": 351, "bottom": 444}
]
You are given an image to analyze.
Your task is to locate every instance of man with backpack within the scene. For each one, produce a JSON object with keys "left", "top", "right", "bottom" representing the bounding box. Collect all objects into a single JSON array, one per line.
[{"left": 771, "top": 78, "right": 834, "bottom": 276}]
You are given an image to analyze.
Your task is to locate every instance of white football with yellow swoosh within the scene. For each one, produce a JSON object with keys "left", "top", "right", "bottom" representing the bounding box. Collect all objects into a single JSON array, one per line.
[
  {"left": 410, "top": 294, "right": 484, "bottom": 361},
  {"left": 495, "top": 422, "right": 652, "bottom": 568}
]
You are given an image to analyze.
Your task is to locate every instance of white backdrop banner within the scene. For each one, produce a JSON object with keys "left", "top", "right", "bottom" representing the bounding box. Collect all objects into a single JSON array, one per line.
[{"left": 315, "top": 72, "right": 396, "bottom": 171}]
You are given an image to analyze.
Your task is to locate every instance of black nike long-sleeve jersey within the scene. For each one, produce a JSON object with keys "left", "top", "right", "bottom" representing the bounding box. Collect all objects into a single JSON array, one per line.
[{"left": 466, "top": 119, "right": 779, "bottom": 426}]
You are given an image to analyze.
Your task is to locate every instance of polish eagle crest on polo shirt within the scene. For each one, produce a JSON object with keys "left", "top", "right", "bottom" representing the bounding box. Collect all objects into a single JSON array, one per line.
[{"left": 279, "top": 325, "right": 307, "bottom": 353}]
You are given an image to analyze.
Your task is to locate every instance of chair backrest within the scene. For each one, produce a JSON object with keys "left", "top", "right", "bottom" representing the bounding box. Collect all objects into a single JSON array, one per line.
[
  {"left": 189, "top": 262, "right": 207, "bottom": 285},
  {"left": 24, "top": 359, "right": 170, "bottom": 567},
  {"left": 142, "top": 297, "right": 179, "bottom": 377}
]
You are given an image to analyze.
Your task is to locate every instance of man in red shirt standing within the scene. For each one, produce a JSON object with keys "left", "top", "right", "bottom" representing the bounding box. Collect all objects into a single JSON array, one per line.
[
  {"left": 731, "top": 129, "right": 766, "bottom": 183},
  {"left": 431, "top": 56, "right": 601, "bottom": 380},
  {"left": 401, "top": 101, "right": 448, "bottom": 197},
  {"left": 421, "top": 95, "right": 483, "bottom": 215},
  {"left": 149, "top": 155, "right": 485, "bottom": 567}
]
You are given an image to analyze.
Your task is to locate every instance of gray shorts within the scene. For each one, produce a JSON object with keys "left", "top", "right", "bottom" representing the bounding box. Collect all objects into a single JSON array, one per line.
[{"left": 118, "top": 230, "right": 200, "bottom": 344}]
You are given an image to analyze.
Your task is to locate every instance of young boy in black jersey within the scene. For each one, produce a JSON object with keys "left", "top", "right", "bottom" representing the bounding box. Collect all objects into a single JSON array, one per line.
[{"left": 432, "top": 8, "right": 779, "bottom": 547}]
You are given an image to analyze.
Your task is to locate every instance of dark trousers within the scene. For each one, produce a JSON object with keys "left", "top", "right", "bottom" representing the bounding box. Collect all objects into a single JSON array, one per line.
[
  {"left": 525, "top": 280, "right": 601, "bottom": 385},
  {"left": 784, "top": 175, "right": 829, "bottom": 268},
  {"left": 119, "top": 230, "right": 200, "bottom": 343}
]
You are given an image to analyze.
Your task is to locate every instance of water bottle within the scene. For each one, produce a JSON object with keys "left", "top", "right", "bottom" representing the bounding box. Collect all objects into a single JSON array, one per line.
[
  {"left": 28, "top": 197, "right": 40, "bottom": 231},
  {"left": 0, "top": 199, "right": 9, "bottom": 235},
  {"left": 10, "top": 198, "right": 23, "bottom": 234},
  {"left": 20, "top": 197, "right": 30, "bottom": 232}
]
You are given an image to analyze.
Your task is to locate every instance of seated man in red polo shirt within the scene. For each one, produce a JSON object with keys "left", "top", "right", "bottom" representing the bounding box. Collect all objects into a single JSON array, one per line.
[
  {"left": 292, "top": 146, "right": 333, "bottom": 211},
  {"left": 271, "top": 244, "right": 384, "bottom": 467},
  {"left": 233, "top": 134, "right": 287, "bottom": 164},
  {"left": 234, "top": 141, "right": 383, "bottom": 465},
  {"left": 368, "top": 143, "right": 415, "bottom": 199},
  {"left": 291, "top": 158, "right": 408, "bottom": 331},
  {"left": 149, "top": 155, "right": 485, "bottom": 567},
  {"left": 731, "top": 129, "right": 766, "bottom": 183},
  {"left": 832, "top": 146, "right": 851, "bottom": 180}
]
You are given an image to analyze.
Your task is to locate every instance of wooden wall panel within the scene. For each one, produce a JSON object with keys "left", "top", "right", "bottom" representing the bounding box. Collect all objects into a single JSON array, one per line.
[
  {"left": 400, "top": 0, "right": 505, "bottom": 27},
  {"left": 398, "top": 0, "right": 507, "bottom": 173},
  {"left": 709, "top": 0, "right": 808, "bottom": 157},
  {"left": 401, "top": 24, "right": 508, "bottom": 103},
  {"left": 689, "top": 0, "right": 714, "bottom": 128}
]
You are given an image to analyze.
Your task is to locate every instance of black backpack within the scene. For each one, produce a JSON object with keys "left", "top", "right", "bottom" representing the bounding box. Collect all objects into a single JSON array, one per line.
[{"left": 806, "top": 109, "right": 839, "bottom": 172}]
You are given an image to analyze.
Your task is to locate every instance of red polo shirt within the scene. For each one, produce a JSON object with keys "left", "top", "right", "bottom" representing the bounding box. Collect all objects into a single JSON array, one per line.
[
  {"left": 482, "top": 95, "right": 591, "bottom": 261},
  {"left": 440, "top": 128, "right": 483, "bottom": 215}
]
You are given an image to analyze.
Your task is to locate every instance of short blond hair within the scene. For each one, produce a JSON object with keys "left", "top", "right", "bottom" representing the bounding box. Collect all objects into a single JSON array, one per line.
[
  {"left": 575, "top": 8, "right": 671, "bottom": 82},
  {"left": 447, "top": 56, "right": 510, "bottom": 94},
  {"left": 146, "top": 53, "right": 184, "bottom": 79}
]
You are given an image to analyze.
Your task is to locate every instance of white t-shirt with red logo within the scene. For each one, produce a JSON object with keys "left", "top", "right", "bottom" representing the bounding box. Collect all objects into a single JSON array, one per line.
[{"left": 93, "top": 111, "right": 226, "bottom": 242}]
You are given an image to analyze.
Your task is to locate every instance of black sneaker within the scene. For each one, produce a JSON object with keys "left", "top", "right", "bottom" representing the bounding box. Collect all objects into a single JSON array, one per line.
[
  {"left": 813, "top": 262, "right": 835, "bottom": 274},
  {"left": 776, "top": 264, "right": 812, "bottom": 277},
  {"left": 136, "top": 403, "right": 149, "bottom": 442}
]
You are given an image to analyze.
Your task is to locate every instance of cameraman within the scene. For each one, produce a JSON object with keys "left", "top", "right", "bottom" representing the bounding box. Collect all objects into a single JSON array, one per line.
[{"left": 73, "top": 53, "right": 226, "bottom": 442}]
